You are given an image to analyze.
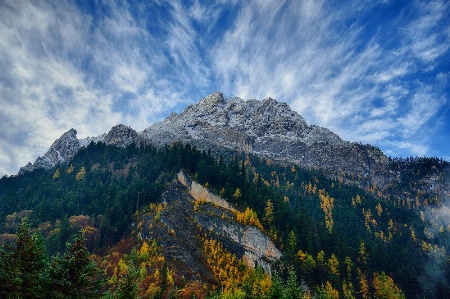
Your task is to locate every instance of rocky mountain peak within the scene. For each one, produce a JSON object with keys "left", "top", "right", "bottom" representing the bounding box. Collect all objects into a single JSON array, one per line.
[
  {"left": 19, "top": 92, "right": 390, "bottom": 189},
  {"left": 64, "top": 128, "right": 78, "bottom": 138},
  {"left": 143, "top": 92, "right": 389, "bottom": 187},
  {"left": 103, "top": 124, "right": 138, "bottom": 147},
  {"left": 198, "top": 91, "right": 225, "bottom": 108},
  {"left": 161, "top": 92, "right": 309, "bottom": 136},
  {"left": 19, "top": 128, "right": 81, "bottom": 174}
]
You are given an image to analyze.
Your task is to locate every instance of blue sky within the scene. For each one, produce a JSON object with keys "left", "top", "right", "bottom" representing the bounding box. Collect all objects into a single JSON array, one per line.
[{"left": 0, "top": 0, "right": 449, "bottom": 176}]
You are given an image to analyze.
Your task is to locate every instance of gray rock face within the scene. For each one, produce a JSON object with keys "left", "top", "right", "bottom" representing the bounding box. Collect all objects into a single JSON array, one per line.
[
  {"left": 138, "top": 173, "right": 281, "bottom": 276},
  {"left": 143, "top": 92, "right": 390, "bottom": 187},
  {"left": 176, "top": 170, "right": 281, "bottom": 273},
  {"left": 17, "top": 92, "right": 390, "bottom": 187},
  {"left": 103, "top": 124, "right": 138, "bottom": 147},
  {"left": 19, "top": 129, "right": 80, "bottom": 174}
]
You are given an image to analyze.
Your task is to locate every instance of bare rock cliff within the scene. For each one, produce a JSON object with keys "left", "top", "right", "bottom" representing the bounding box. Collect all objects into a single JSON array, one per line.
[{"left": 136, "top": 172, "right": 281, "bottom": 277}]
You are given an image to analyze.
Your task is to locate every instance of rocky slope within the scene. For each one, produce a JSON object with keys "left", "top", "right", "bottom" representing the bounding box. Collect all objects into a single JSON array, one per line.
[
  {"left": 176, "top": 171, "right": 281, "bottom": 273},
  {"left": 136, "top": 172, "right": 281, "bottom": 281}
]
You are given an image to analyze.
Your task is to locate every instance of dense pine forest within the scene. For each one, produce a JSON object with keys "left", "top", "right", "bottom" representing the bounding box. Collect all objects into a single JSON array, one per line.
[{"left": 0, "top": 141, "right": 449, "bottom": 298}]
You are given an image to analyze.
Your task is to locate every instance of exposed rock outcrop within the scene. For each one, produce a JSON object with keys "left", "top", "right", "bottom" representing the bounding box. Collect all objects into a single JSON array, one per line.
[
  {"left": 177, "top": 170, "right": 281, "bottom": 273},
  {"left": 103, "top": 124, "right": 138, "bottom": 147},
  {"left": 19, "top": 129, "right": 80, "bottom": 174},
  {"left": 177, "top": 171, "right": 233, "bottom": 211},
  {"left": 137, "top": 172, "right": 282, "bottom": 277}
]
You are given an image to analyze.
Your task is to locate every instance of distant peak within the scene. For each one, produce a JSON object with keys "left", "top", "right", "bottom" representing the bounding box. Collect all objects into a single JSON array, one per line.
[
  {"left": 262, "top": 97, "right": 276, "bottom": 102},
  {"left": 199, "top": 92, "right": 225, "bottom": 107},
  {"left": 109, "top": 124, "right": 132, "bottom": 131},
  {"left": 63, "top": 128, "right": 78, "bottom": 138},
  {"left": 105, "top": 124, "right": 137, "bottom": 137},
  {"left": 104, "top": 124, "right": 138, "bottom": 147}
]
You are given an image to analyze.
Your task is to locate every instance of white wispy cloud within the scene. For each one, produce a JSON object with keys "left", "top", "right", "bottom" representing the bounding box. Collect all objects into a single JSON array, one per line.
[
  {"left": 404, "top": 0, "right": 450, "bottom": 63},
  {"left": 211, "top": 0, "right": 448, "bottom": 159},
  {"left": 0, "top": 0, "right": 184, "bottom": 175},
  {"left": 0, "top": 0, "right": 448, "bottom": 176},
  {"left": 0, "top": 0, "right": 120, "bottom": 176}
]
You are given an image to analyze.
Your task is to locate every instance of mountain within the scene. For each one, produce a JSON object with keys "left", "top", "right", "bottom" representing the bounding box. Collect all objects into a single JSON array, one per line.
[
  {"left": 142, "top": 92, "right": 389, "bottom": 187},
  {"left": 19, "top": 92, "right": 449, "bottom": 202},
  {"left": 2, "top": 92, "right": 450, "bottom": 298},
  {"left": 18, "top": 124, "right": 133, "bottom": 174},
  {"left": 20, "top": 92, "right": 388, "bottom": 184}
]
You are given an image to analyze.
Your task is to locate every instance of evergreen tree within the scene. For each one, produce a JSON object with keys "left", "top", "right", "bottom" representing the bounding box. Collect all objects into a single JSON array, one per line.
[
  {"left": 284, "top": 267, "right": 302, "bottom": 299},
  {"left": 269, "top": 272, "right": 284, "bottom": 299},
  {"left": 0, "top": 217, "right": 49, "bottom": 298},
  {"left": 287, "top": 230, "right": 297, "bottom": 259},
  {"left": 112, "top": 264, "right": 141, "bottom": 299},
  {"left": 49, "top": 230, "right": 104, "bottom": 298},
  {"left": 0, "top": 243, "right": 19, "bottom": 297}
]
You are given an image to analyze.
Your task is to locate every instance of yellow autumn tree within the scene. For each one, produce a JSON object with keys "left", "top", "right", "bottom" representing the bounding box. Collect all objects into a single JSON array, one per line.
[
  {"left": 362, "top": 208, "right": 373, "bottom": 232},
  {"left": 235, "top": 207, "right": 263, "bottom": 230},
  {"left": 357, "top": 269, "right": 369, "bottom": 299},
  {"left": 67, "top": 164, "right": 74, "bottom": 174},
  {"left": 327, "top": 253, "right": 340, "bottom": 278},
  {"left": 53, "top": 168, "right": 60, "bottom": 179},
  {"left": 76, "top": 166, "right": 86, "bottom": 181},
  {"left": 344, "top": 256, "right": 353, "bottom": 280},
  {"left": 263, "top": 200, "right": 274, "bottom": 226},
  {"left": 233, "top": 188, "right": 242, "bottom": 201},
  {"left": 317, "top": 281, "right": 339, "bottom": 299},
  {"left": 319, "top": 189, "right": 334, "bottom": 233},
  {"left": 375, "top": 203, "right": 383, "bottom": 217},
  {"left": 372, "top": 272, "right": 406, "bottom": 299},
  {"left": 203, "top": 238, "right": 271, "bottom": 296},
  {"left": 342, "top": 280, "right": 356, "bottom": 299}
]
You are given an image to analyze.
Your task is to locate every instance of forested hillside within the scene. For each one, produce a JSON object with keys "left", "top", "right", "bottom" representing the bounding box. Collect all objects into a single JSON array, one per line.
[{"left": 1, "top": 141, "right": 449, "bottom": 298}]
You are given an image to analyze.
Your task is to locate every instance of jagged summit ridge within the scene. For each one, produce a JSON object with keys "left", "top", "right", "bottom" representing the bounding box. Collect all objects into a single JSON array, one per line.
[
  {"left": 19, "top": 128, "right": 81, "bottom": 173},
  {"left": 19, "top": 125, "right": 136, "bottom": 174},
  {"left": 19, "top": 92, "right": 388, "bottom": 186},
  {"left": 144, "top": 92, "right": 316, "bottom": 143},
  {"left": 103, "top": 124, "right": 138, "bottom": 147},
  {"left": 142, "top": 92, "right": 386, "bottom": 183}
]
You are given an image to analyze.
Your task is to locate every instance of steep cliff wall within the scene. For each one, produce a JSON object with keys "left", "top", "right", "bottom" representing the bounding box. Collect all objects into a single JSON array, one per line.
[
  {"left": 177, "top": 171, "right": 233, "bottom": 210},
  {"left": 176, "top": 170, "right": 281, "bottom": 273},
  {"left": 137, "top": 172, "right": 281, "bottom": 276}
]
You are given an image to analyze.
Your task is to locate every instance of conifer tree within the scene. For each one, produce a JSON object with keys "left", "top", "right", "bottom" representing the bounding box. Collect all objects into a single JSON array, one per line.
[
  {"left": 49, "top": 230, "right": 104, "bottom": 298},
  {"left": 284, "top": 267, "right": 302, "bottom": 299},
  {"left": 233, "top": 188, "right": 242, "bottom": 201},
  {"left": 113, "top": 265, "right": 141, "bottom": 299},
  {"left": 316, "top": 281, "right": 339, "bottom": 299},
  {"left": 53, "top": 168, "right": 61, "bottom": 179},
  {"left": 372, "top": 272, "right": 406, "bottom": 299},
  {"left": 287, "top": 230, "right": 297, "bottom": 259},
  {"left": 76, "top": 166, "right": 87, "bottom": 181},
  {"left": 269, "top": 272, "right": 284, "bottom": 299},
  {"left": 0, "top": 217, "right": 48, "bottom": 298},
  {"left": 67, "top": 164, "right": 74, "bottom": 174},
  {"left": 0, "top": 241, "right": 18, "bottom": 297}
]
